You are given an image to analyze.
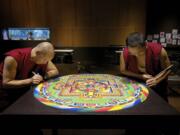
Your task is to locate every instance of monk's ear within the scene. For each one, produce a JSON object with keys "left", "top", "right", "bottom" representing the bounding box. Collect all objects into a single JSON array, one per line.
[{"left": 36, "top": 50, "right": 42, "bottom": 56}]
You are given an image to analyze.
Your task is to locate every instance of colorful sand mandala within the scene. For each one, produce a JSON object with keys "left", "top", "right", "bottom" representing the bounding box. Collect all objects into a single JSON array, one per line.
[{"left": 34, "top": 74, "right": 149, "bottom": 112}]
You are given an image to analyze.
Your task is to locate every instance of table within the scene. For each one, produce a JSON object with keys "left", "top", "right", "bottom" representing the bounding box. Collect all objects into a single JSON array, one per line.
[
  {"left": 54, "top": 49, "right": 74, "bottom": 63},
  {"left": 115, "top": 50, "right": 123, "bottom": 54},
  {"left": 0, "top": 75, "right": 179, "bottom": 135},
  {"left": 54, "top": 49, "right": 74, "bottom": 53}
]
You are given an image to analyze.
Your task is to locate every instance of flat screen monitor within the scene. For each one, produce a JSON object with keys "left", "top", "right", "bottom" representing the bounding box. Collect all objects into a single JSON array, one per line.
[{"left": 2, "top": 28, "right": 50, "bottom": 40}]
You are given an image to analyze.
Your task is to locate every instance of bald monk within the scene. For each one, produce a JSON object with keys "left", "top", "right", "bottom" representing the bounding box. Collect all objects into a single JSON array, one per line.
[{"left": 0, "top": 42, "right": 59, "bottom": 110}]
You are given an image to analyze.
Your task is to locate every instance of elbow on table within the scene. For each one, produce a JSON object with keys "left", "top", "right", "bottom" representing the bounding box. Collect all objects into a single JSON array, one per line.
[
  {"left": 54, "top": 70, "right": 60, "bottom": 76},
  {"left": 2, "top": 81, "right": 11, "bottom": 89},
  {"left": 120, "top": 69, "right": 126, "bottom": 75}
]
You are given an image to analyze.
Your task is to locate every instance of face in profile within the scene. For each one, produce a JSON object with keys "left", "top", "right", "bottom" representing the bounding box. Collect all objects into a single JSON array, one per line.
[
  {"left": 34, "top": 52, "right": 53, "bottom": 64},
  {"left": 128, "top": 46, "right": 139, "bottom": 56}
]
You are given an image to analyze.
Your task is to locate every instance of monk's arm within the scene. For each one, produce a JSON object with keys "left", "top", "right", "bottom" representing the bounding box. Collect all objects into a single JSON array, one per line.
[
  {"left": 155, "top": 48, "right": 171, "bottom": 83},
  {"left": 45, "top": 61, "right": 59, "bottom": 79},
  {"left": 2, "top": 56, "right": 32, "bottom": 89},
  {"left": 146, "top": 48, "right": 171, "bottom": 87}
]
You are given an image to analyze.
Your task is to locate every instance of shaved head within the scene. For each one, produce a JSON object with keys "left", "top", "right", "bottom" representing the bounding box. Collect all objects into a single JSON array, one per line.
[
  {"left": 36, "top": 42, "right": 54, "bottom": 58},
  {"left": 31, "top": 42, "right": 55, "bottom": 64}
]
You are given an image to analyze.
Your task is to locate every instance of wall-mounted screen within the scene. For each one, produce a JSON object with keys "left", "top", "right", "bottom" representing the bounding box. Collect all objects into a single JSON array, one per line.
[{"left": 2, "top": 28, "right": 50, "bottom": 40}]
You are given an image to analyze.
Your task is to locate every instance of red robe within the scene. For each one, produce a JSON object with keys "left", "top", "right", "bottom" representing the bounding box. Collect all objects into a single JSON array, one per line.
[
  {"left": 0, "top": 48, "right": 47, "bottom": 88},
  {"left": 123, "top": 42, "right": 168, "bottom": 101}
]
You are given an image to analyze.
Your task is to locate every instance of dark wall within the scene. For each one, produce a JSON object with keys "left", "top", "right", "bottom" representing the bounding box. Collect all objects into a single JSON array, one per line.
[
  {"left": 0, "top": 0, "right": 146, "bottom": 47},
  {"left": 146, "top": 0, "right": 180, "bottom": 64},
  {"left": 146, "top": 0, "right": 180, "bottom": 34},
  {"left": 53, "top": 46, "right": 122, "bottom": 65},
  {"left": 0, "top": 40, "right": 43, "bottom": 52}
]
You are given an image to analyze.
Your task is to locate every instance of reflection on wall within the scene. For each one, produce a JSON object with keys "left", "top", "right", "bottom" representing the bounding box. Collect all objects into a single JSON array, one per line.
[{"left": 0, "top": 0, "right": 146, "bottom": 47}]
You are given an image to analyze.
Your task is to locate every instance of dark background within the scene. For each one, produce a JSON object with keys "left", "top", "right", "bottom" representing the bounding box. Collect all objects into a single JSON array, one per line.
[{"left": 0, "top": 0, "right": 180, "bottom": 66}]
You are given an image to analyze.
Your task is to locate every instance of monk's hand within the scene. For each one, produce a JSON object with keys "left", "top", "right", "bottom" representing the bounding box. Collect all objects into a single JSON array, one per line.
[
  {"left": 32, "top": 74, "right": 43, "bottom": 84},
  {"left": 142, "top": 74, "right": 153, "bottom": 81},
  {"left": 146, "top": 77, "right": 158, "bottom": 87}
]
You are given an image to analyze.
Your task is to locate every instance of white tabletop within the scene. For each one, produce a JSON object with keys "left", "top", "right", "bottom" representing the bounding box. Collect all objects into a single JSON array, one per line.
[
  {"left": 115, "top": 50, "right": 123, "bottom": 53},
  {"left": 54, "top": 49, "right": 74, "bottom": 53}
]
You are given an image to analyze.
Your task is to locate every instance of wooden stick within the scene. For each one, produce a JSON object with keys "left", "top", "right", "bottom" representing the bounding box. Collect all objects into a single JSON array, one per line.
[{"left": 154, "top": 64, "right": 173, "bottom": 79}]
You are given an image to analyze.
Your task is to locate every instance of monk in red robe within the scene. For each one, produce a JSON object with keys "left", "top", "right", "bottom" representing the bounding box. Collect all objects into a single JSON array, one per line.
[
  {"left": 0, "top": 42, "right": 59, "bottom": 111},
  {"left": 120, "top": 32, "right": 171, "bottom": 101}
]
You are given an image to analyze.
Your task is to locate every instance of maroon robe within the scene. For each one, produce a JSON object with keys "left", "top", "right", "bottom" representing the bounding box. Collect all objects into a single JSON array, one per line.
[
  {"left": 0, "top": 48, "right": 47, "bottom": 88},
  {"left": 123, "top": 42, "right": 168, "bottom": 101}
]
